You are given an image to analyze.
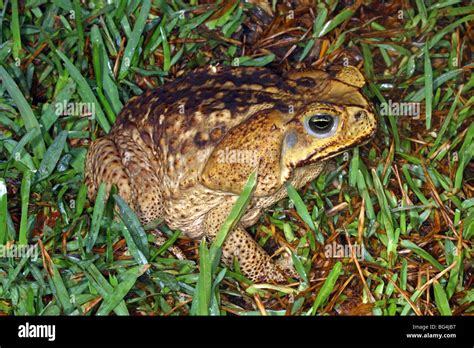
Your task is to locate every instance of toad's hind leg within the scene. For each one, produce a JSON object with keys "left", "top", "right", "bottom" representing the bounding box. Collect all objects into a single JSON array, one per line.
[
  {"left": 204, "top": 199, "right": 296, "bottom": 283},
  {"left": 85, "top": 137, "right": 133, "bottom": 205},
  {"left": 84, "top": 134, "right": 163, "bottom": 224},
  {"left": 85, "top": 135, "right": 182, "bottom": 258}
]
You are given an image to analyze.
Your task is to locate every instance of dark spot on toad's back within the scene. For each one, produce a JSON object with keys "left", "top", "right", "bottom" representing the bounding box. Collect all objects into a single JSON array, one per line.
[
  {"left": 296, "top": 77, "right": 316, "bottom": 88},
  {"left": 194, "top": 132, "right": 209, "bottom": 147}
]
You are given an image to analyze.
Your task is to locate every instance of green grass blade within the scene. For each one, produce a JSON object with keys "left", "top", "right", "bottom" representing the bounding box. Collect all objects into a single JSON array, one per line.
[
  {"left": 118, "top": 0, "right": 151, "bottom": 79},
  {"left": 423, "top": 44, "right": 433, "bottom": 129},
  {"left": 287, "top": 184, "right": 324, "bottom": 244},
  {"left": 150, "top": 230, "right": 181, "bottom": 261},
  {"left": 0, "top": 178, "right": 7, "bottom": 245},
  {"left": 76, "top": 261, "right": 129, "bottom": 315},
  {"left": 73, "top": 184, "right": 88, "bottom": 218},
  {"left": 113, "top": 194, "right": 150, "bottom": 259},
  {"left": 18, "top": 170, "right": 32, "bottom": 245},
  {"left": 400, "top": 240, "right": 444, "bottom": 271},
  {"left": 212, "top": 172, "right": 257, "bottom": 250},
  {"left": 318, "top": 9, "right": 354, "bottom": 37},
  {"left": 239, "top": 54, "right": 275, "bottom": 67},
  {"left": 96, "top": 264, "right": 149, "bottom": 315},
  {"left": 34, "top": 130, "right": 68, "bottom": 182},
  {"left": 310, "top": 261, "right": 342, "bottom": 315},
  {"left": 11, "top": 0, "right": 21, "bottom": 59},
  {"left": 191, "top": 172, "right": 257, "bottom": 315},
  {"left": 85, "top": 183, "right": 107, "bottom": 252},
  {"left": 160, "top": 25, "right": 171, "bottom": 72},
  {"left": 433, "top": 281, "right": 452, "bottom": 315},
  {"left": 55, "top": 50, "right": 110, "bottom": 133},
  {"left": 0, "top": 66, "right": 46, "bottom": 158},
  {"left": 190, "top": 239, "right": 212, "bottom": 316},
  {"left": 48, "top": 261, "right": 74, "bottom": 314},
  {"left": 72, "top": 0, "right": 85, "bottom": 58}
]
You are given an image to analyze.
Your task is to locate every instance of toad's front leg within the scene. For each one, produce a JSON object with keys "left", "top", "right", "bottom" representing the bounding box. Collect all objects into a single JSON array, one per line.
[{"left": 203, "top": 198, "right": 295, "bottom": 283}]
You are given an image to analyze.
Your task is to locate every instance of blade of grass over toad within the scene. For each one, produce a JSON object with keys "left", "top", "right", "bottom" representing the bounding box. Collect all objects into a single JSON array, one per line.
[
  {"left": 34, "top": 130, "right": 68, "bottom": 182},
  {"left": 0, "top": 66, "right": 46, "bottom": 158},
  {"left": 55, "top": 50, "right": 110, "bottom": 133},
  {"left": 11, "top": 0, "right": 21, "bottom": 59},
  {"left": 96, "top": 264, "right": 149, "bottom": 315},
  {"left": 19, "top": 170, "right": 32, "bottom": 245},
  {"left": 151, "top": 230, "right": 181, "bottom": 261},
  {"left": 0, "top": 178, "right": 7, "bottom": 245},
  {"left": 212, "top": 171, "right": 257, "bottom": 251},
  {"left": 113, "top": 194, "right": 150, "bottom": 259},
  {"left": 310, "top": 261, "right": 342, "bottom": 315},
  {"left": 191, "top": 172, "right": 257, "bottom": 315},
  {"left": 433, "top": 281, "right": 452, "bottom": 315},
  {"left": 423, "top": 44, "right": 433, "bottom": 129},
  {"left": 401, "top": 240, "right": 444, "bottom": 271},
  {"left": 85, "top": 183, "right": 107, "bottom": 253},
  {"left": 118, "top": 0, "right": 151, "bottom": 79}
]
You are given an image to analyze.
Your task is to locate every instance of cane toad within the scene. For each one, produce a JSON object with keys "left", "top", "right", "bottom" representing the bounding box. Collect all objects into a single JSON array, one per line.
[{"left": 85, "top": 65, "right": 377, "bottom": 282}]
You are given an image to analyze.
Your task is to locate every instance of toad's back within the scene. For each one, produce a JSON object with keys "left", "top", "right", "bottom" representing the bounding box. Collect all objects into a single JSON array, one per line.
[{"left": 111, "top": 67, "right": 319, "bottom": 183}]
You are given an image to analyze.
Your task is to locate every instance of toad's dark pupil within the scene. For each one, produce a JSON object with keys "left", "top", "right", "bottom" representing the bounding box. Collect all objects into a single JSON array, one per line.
[{"left": 309, "top": 114, "right": 334, "bottom": 133}]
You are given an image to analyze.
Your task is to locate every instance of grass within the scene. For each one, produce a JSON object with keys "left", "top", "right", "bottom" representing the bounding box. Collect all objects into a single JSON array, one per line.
[{"left": 0, "top": 0, "right": 472, "bottom": 316}]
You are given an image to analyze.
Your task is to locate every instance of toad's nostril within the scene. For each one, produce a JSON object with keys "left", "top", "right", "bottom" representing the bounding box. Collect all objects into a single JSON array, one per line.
[{"left": 355, "top": 111, "right": 366, "bottom": 121}]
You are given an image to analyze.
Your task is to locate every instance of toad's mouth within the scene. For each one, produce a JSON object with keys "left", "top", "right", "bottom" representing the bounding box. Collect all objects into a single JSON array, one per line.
[{"left": 297, "top": 129, "right": 377, "bottom": 167}]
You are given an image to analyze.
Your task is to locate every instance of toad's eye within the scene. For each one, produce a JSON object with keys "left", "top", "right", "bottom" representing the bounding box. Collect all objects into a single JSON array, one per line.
[{"left": 305, "top": 114, "right": 339, "bottom": 138}]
